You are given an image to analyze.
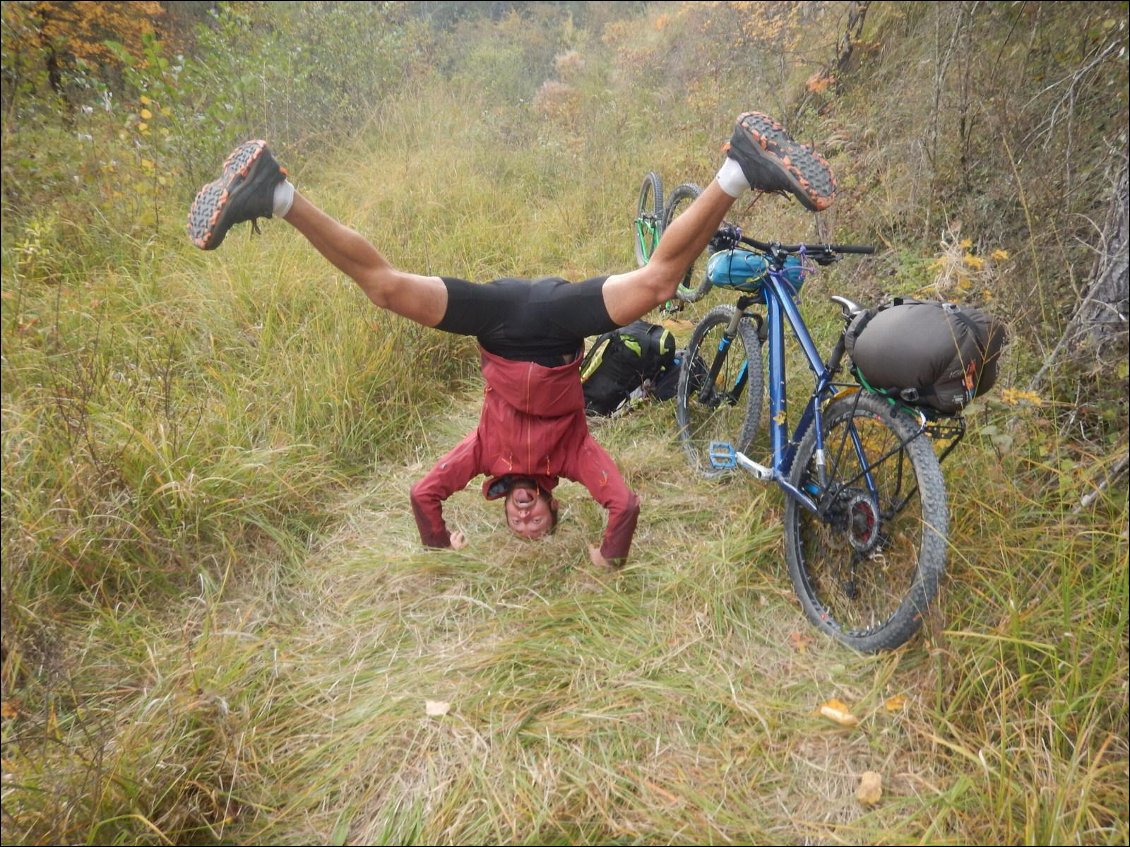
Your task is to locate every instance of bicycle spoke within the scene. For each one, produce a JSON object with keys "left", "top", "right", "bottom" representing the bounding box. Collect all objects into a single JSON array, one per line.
[
  {"left": 676, "top": 305, "right": 763, "bottom": 478},
  {"left": 784, "top": 392, "right": 947, "bottom": 652}
]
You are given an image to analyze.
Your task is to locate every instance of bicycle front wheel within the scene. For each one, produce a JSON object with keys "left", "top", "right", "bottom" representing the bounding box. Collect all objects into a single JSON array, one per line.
[
  {"left": 663, "top": 183, "right": 713, "bottom": 303},
  {"left": 675, "top": 304, "right": 763, "bottom": 478},
  {"left": 634, "top": 171, "right": 664, "bottom": 267},
  {"left": 783, "top": 391, "right": 948, "bottom": 653}
]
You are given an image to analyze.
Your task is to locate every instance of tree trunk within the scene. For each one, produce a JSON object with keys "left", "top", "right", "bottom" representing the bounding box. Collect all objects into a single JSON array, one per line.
[
  {"left": 1074, "top": 152, "right": 1129, "bottom": 357},
  {"left": 835, "top": 1, "right": 871, "bottom": 74},
  {"left": 1029, "top": 147, "right": 1129, "bottom": 389}
]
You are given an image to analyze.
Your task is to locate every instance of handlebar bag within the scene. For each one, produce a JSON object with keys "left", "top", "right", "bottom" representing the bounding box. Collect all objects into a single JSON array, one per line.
[
  {"left": 707, "top": 249, "right": 807, "bottom": 295},
  {"left": 844, "top": 298, "right": 1007, "bottom": 414}
]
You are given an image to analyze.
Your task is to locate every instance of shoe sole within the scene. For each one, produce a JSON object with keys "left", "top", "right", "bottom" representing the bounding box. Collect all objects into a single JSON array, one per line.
[
  {"left": 729, "top": 112, "right": 836, "bottom": 211},
  {"left": 187, "top": 140, "right": 276, "bottom": 250}
]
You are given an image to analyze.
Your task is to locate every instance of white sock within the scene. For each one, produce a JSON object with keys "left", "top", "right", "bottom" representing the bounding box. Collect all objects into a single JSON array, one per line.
[
  {"left": 273, "top": 180, "right": 295, "bottom": 218},
  {"left": 715, "top": 157, "right": 750, "bottom": 198}
]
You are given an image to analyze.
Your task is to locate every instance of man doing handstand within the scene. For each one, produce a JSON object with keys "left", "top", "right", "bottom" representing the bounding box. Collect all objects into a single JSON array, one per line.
[{"left": 187, "top": 112, "right": 836, "bottom": 568}]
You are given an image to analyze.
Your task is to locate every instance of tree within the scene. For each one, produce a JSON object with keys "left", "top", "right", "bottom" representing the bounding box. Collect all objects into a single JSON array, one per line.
[{"left": 3, "top": 1, "right": 166, "bottom": 100}]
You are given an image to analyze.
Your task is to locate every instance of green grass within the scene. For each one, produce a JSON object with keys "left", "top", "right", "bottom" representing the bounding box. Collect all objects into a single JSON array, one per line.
[{"left": 3, "top": 14, "right": 1128, "bottom": 847}]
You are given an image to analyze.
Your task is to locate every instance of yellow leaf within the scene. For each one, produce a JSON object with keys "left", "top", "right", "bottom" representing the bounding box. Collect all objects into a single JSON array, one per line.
[
  {"left": 884, "top": 694, "right": 907, "bottom": 711},
  {"left": 140, "top": 95, "right": 151, "bottom": 105},
  {"left": 140, "top": 108, "right": 152, "bottom": 120},
  {"left": 1, "top": 700, "right": 18, "bottom": 719},
  {"left": 1001, "top": 388, "right": 1044, "bottom": 407},
  {"left": 857, "top": 770, "right": 883, "bottom": 805},
  {"left": 806, "top": 72, "right": 834, "bottom": 93},
  {"left": 788, "top": 631, "right": 812, "bottom": 653},
  {"left": 819, "top": 699, "right": 859, "bottom": 726}
]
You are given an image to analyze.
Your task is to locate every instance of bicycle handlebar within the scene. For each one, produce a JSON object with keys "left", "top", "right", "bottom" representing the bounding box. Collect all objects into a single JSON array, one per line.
[
  {"left": 710, "top": 223, "right": 876, "bottom": 265},
  {"left": 741, "top": 235, "right": 875, "bottom": 256}
]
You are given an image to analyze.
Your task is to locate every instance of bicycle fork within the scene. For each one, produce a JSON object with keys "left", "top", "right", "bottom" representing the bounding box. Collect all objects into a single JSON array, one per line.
[{"left": 699, "top": 306, "right": 752, "bottom": 406}]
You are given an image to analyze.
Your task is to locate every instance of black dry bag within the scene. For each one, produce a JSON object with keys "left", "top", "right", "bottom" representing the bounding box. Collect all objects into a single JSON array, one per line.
[{"left": 845, "top": 298, "right": 1007, "bottom": 414}]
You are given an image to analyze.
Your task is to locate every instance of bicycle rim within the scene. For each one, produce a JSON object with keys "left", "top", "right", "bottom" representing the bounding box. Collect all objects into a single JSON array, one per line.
[
  {"left": 675, "top": 305, "right": 763, "bottom": 478},
  {"left": 634, "top": 172, "right": 664, "bottom": 268},
  {"left": 783, "top": 392, "right": 948, "bottom": 652}
]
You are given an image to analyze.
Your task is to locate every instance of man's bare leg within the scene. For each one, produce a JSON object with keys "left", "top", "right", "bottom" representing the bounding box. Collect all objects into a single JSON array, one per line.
[
  {"left": 187, "top": 140, "right": 449, "bottom": 328},
  {"left": 188, "top": 113, "right": 835, "bottom": 331},
  {"left": 282, "top": 193, "right": 448, "bottom": 327},
  {"left": 601, "top": 179, "right": 734, "bottom": 325},
  {"left": 601, "top": 111, "right": 837, "bottom": 326}
]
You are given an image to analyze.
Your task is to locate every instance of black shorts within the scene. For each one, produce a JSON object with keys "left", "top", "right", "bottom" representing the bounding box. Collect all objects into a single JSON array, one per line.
[{"left": 436, "top": 275, "right": 619, "bottom": 366}]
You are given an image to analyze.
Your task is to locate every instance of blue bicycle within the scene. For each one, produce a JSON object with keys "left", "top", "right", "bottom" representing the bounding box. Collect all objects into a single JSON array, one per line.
[{"left": 675, "top": 225, "right": 955, "bottom": 652}]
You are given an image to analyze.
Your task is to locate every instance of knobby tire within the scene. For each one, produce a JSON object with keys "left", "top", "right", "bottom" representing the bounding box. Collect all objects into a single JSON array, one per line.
[
  {"left": 634, "top": 172, "right": 664, "bottom": 268},
  {"left": 783, "top": 391, "right": 948, "bottom": 653}
]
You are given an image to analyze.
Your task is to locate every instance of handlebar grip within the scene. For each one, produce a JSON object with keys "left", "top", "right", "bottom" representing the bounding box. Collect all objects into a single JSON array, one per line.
[{"left": 829, "top": 244, "right": 876, "bottom": 255}]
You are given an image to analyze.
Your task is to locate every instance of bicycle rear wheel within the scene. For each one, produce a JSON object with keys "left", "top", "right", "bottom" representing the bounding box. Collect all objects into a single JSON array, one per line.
[
  {"left": 675, "top": 304, "right": 763, "bottom": 478},
  {"left": 663, "top": 183, "right": 714, "bottom": 303},
  {"left": 783, "top": 391, "right": 948, "bottom": 652},
  {"left": 634, "top": 172, "right": 664, "bottom": 267}
]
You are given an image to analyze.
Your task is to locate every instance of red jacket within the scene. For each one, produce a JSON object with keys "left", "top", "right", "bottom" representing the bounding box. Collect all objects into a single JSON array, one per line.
[{"left": 410, "top": 346, "right": 640, "bottom": 562}]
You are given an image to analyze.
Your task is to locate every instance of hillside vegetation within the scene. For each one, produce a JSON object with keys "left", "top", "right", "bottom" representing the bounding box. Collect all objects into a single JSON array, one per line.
[{"left": 1, "top": 2, "right": 1126, "bottom": 844}]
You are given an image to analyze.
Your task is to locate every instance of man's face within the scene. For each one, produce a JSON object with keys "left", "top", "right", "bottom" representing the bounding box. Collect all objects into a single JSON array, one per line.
[{"left": 504, "top": 482, "right": 554, "bottom": 540}]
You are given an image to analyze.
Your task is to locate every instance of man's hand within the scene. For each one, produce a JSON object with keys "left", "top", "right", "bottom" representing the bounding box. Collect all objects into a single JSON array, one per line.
[
  {"left": 450, "top": 531, "right": 467, "bottom": 550},
  {"left": 588, "top": 545, "right": 617, "bottom": 570}
]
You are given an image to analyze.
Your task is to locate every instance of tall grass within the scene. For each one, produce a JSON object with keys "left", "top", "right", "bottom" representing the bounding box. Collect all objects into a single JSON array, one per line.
[{"left": 2, "top": 5, "right": 1127, "bottom": 846}]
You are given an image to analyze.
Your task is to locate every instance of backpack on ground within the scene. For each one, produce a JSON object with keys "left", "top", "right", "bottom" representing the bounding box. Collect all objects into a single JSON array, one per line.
[
  {"left": 581, "top": 320, "right": 676, "bottom": 416},
  {"left": 652, "top": 348, "right": 706, "bottom": 402},
  {"left": 844, "top": 298, "right": 1007, "bottom": 415}
]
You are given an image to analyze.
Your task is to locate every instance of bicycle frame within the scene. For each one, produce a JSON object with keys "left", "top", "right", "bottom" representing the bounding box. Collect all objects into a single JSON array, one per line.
[
  {"left": 634, "top": 215, "right": 661, "bottom": 263},
  {"left": 757, "top": 270, "right": 838, "bottom": 504},
  {"left": 739, "top": 262, "right": 927, "bottom": 518}
]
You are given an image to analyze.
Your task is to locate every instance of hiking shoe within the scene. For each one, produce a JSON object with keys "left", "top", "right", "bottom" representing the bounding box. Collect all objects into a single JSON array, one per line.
[
  {"left": 187, "top": 140, "right": 287, "bottom": 250},
  {"left": 725, "top": 112, "right": 836, "bottom": 212}
]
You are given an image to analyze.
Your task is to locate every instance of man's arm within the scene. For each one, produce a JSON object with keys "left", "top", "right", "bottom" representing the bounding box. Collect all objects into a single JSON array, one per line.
[
  {"left": 409, "top": 431, "right": 482, "bottom": 548},
  {"left": 566, "top": 436, "right": 641, "bottom": 566}
]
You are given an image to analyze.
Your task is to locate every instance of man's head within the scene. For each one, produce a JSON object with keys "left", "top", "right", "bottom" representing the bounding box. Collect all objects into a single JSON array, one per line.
[{"left": 503, "top": 478, "right": 559, "bottom": 540}]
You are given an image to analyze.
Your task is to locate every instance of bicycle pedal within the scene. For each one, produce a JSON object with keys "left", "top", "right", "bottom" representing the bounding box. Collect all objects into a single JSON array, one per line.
[{"left": 708, "top": 441, "right": 737, "bottom": 469}]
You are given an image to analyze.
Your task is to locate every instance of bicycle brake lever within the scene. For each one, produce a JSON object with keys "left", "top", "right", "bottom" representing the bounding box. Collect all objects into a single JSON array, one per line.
[
  {"left": 709, "top": 223, "right": 742, "bottom": 252},
  {"left": 811, "top": 247, "right": 839, "bottom": 266}
]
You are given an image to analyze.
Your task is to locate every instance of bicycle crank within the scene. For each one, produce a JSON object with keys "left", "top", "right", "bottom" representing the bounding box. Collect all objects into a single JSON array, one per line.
[{"left": 708, "top": 442, "right": 774, "bottom": 480}]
